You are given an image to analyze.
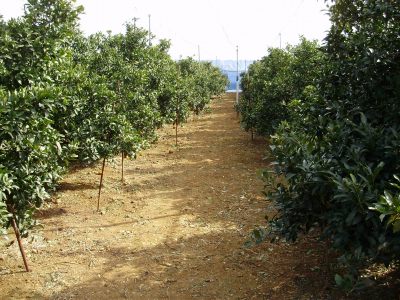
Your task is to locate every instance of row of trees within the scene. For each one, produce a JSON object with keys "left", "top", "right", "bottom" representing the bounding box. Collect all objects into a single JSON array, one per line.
[
  {"left": 0, "top": 0, "right": 228, "bottom": 271},
  {"left": 239, "top": 0, "right": 400, "bottom": 289}
]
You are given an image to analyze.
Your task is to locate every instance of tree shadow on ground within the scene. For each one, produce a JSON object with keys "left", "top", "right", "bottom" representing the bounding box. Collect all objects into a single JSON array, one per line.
[
  {"left": 57, "top": 181, "right": 98, "bottom": 192},
  {"left": 35, "top": 207, "right": 68, "bottom": 220}
]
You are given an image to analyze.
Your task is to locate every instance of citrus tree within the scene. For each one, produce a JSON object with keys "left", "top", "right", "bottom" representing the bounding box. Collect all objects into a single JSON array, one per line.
[
  {"left": 239, "top": 38, "right": 324, "bottom": 136},
  {"left": 243, "top": 0, "right": 400, "bottom": 288},
  {"left": 0, "top": 0, "right": 228, "bottom": 271}
]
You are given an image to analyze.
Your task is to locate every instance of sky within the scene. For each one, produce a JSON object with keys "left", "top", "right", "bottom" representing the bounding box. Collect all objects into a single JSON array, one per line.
[{"left": 1, "top": 0, "right": 331, "bottom": 60}]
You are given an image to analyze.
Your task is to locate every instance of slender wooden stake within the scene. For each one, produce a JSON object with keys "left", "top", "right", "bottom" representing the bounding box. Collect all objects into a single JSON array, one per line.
[
  {"left": 121, "top": 151, "right": 124, "bottom": 182},
  {"left": 175, "top": 117, "right": 178, "bottom": 146},
  {"left": 97, "top": 157, "right": 106, "bottom": 212},
  {"left": 175, "top": 101, "right": 179, "bottom": 146},
  {"left": 249, "top": 96, "right": 253, "bottom": 141},
  {"left": 11, "top": 215, "right": 30, "bottom": 272}
]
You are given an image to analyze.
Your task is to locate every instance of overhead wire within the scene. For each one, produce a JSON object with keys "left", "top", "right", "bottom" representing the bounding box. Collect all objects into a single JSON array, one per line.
[
  {"left": 206, "top": 0, "right": 235, "bottom": 48},
  {"left": 272, "top": 0, "right": 305, "bottom": 48}
]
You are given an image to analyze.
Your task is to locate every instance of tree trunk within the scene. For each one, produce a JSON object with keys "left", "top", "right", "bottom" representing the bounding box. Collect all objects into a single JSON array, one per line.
[
  {"left": 121, "top": 151, "right": 124, "bottom": 182},
  {"left": 97, "top": 157, "right": 106, "bottom": 211}
]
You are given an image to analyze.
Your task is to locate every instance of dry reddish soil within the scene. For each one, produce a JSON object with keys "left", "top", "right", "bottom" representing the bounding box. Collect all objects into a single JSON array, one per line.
[{"left": 1, "top": 93, "right": 397, "bottom": 299}]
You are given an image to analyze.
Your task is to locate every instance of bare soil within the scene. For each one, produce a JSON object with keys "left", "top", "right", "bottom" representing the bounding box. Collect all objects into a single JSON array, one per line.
[{"left": 1, "top": 93, "right": 397, "bottom": 299}]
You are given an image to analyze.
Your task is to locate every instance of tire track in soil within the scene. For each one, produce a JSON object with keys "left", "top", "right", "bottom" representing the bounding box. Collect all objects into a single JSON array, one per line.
[{"left": 0, "top": 93, "right": 336, "bottom": 299}]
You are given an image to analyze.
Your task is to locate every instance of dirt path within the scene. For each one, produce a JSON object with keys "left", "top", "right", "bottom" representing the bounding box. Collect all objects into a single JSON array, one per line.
[{"left": 1, "top": 93, "right": 336, "bottom": 299}]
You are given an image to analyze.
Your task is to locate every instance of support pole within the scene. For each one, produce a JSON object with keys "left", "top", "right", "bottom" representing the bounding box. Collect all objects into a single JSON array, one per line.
[
  {"left": 175, "top": 112, "right": 178, "bottom": 146},
  {"left": 198, "top": 45, "right": 200, "bottom": 62},
  {"left": 11, "top": 216, "right": 30, "bottom": 272},
  {"left": 236, "top": 45, "right": 239, "bottom": 115},
  {"left": 148, "top": 14, "right": 151, "bottom": 46}
]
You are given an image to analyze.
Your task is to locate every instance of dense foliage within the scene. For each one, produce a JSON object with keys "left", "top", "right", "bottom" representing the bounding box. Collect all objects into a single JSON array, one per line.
[
  {"left": 241, "top": 0, "right": 400, "bottom": 287},
  {"left": 239, "top": 38, "right": 325, "bottom": 136},
  {"left": 0, "top": 0, "right": 227, "bottom": 238}
]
